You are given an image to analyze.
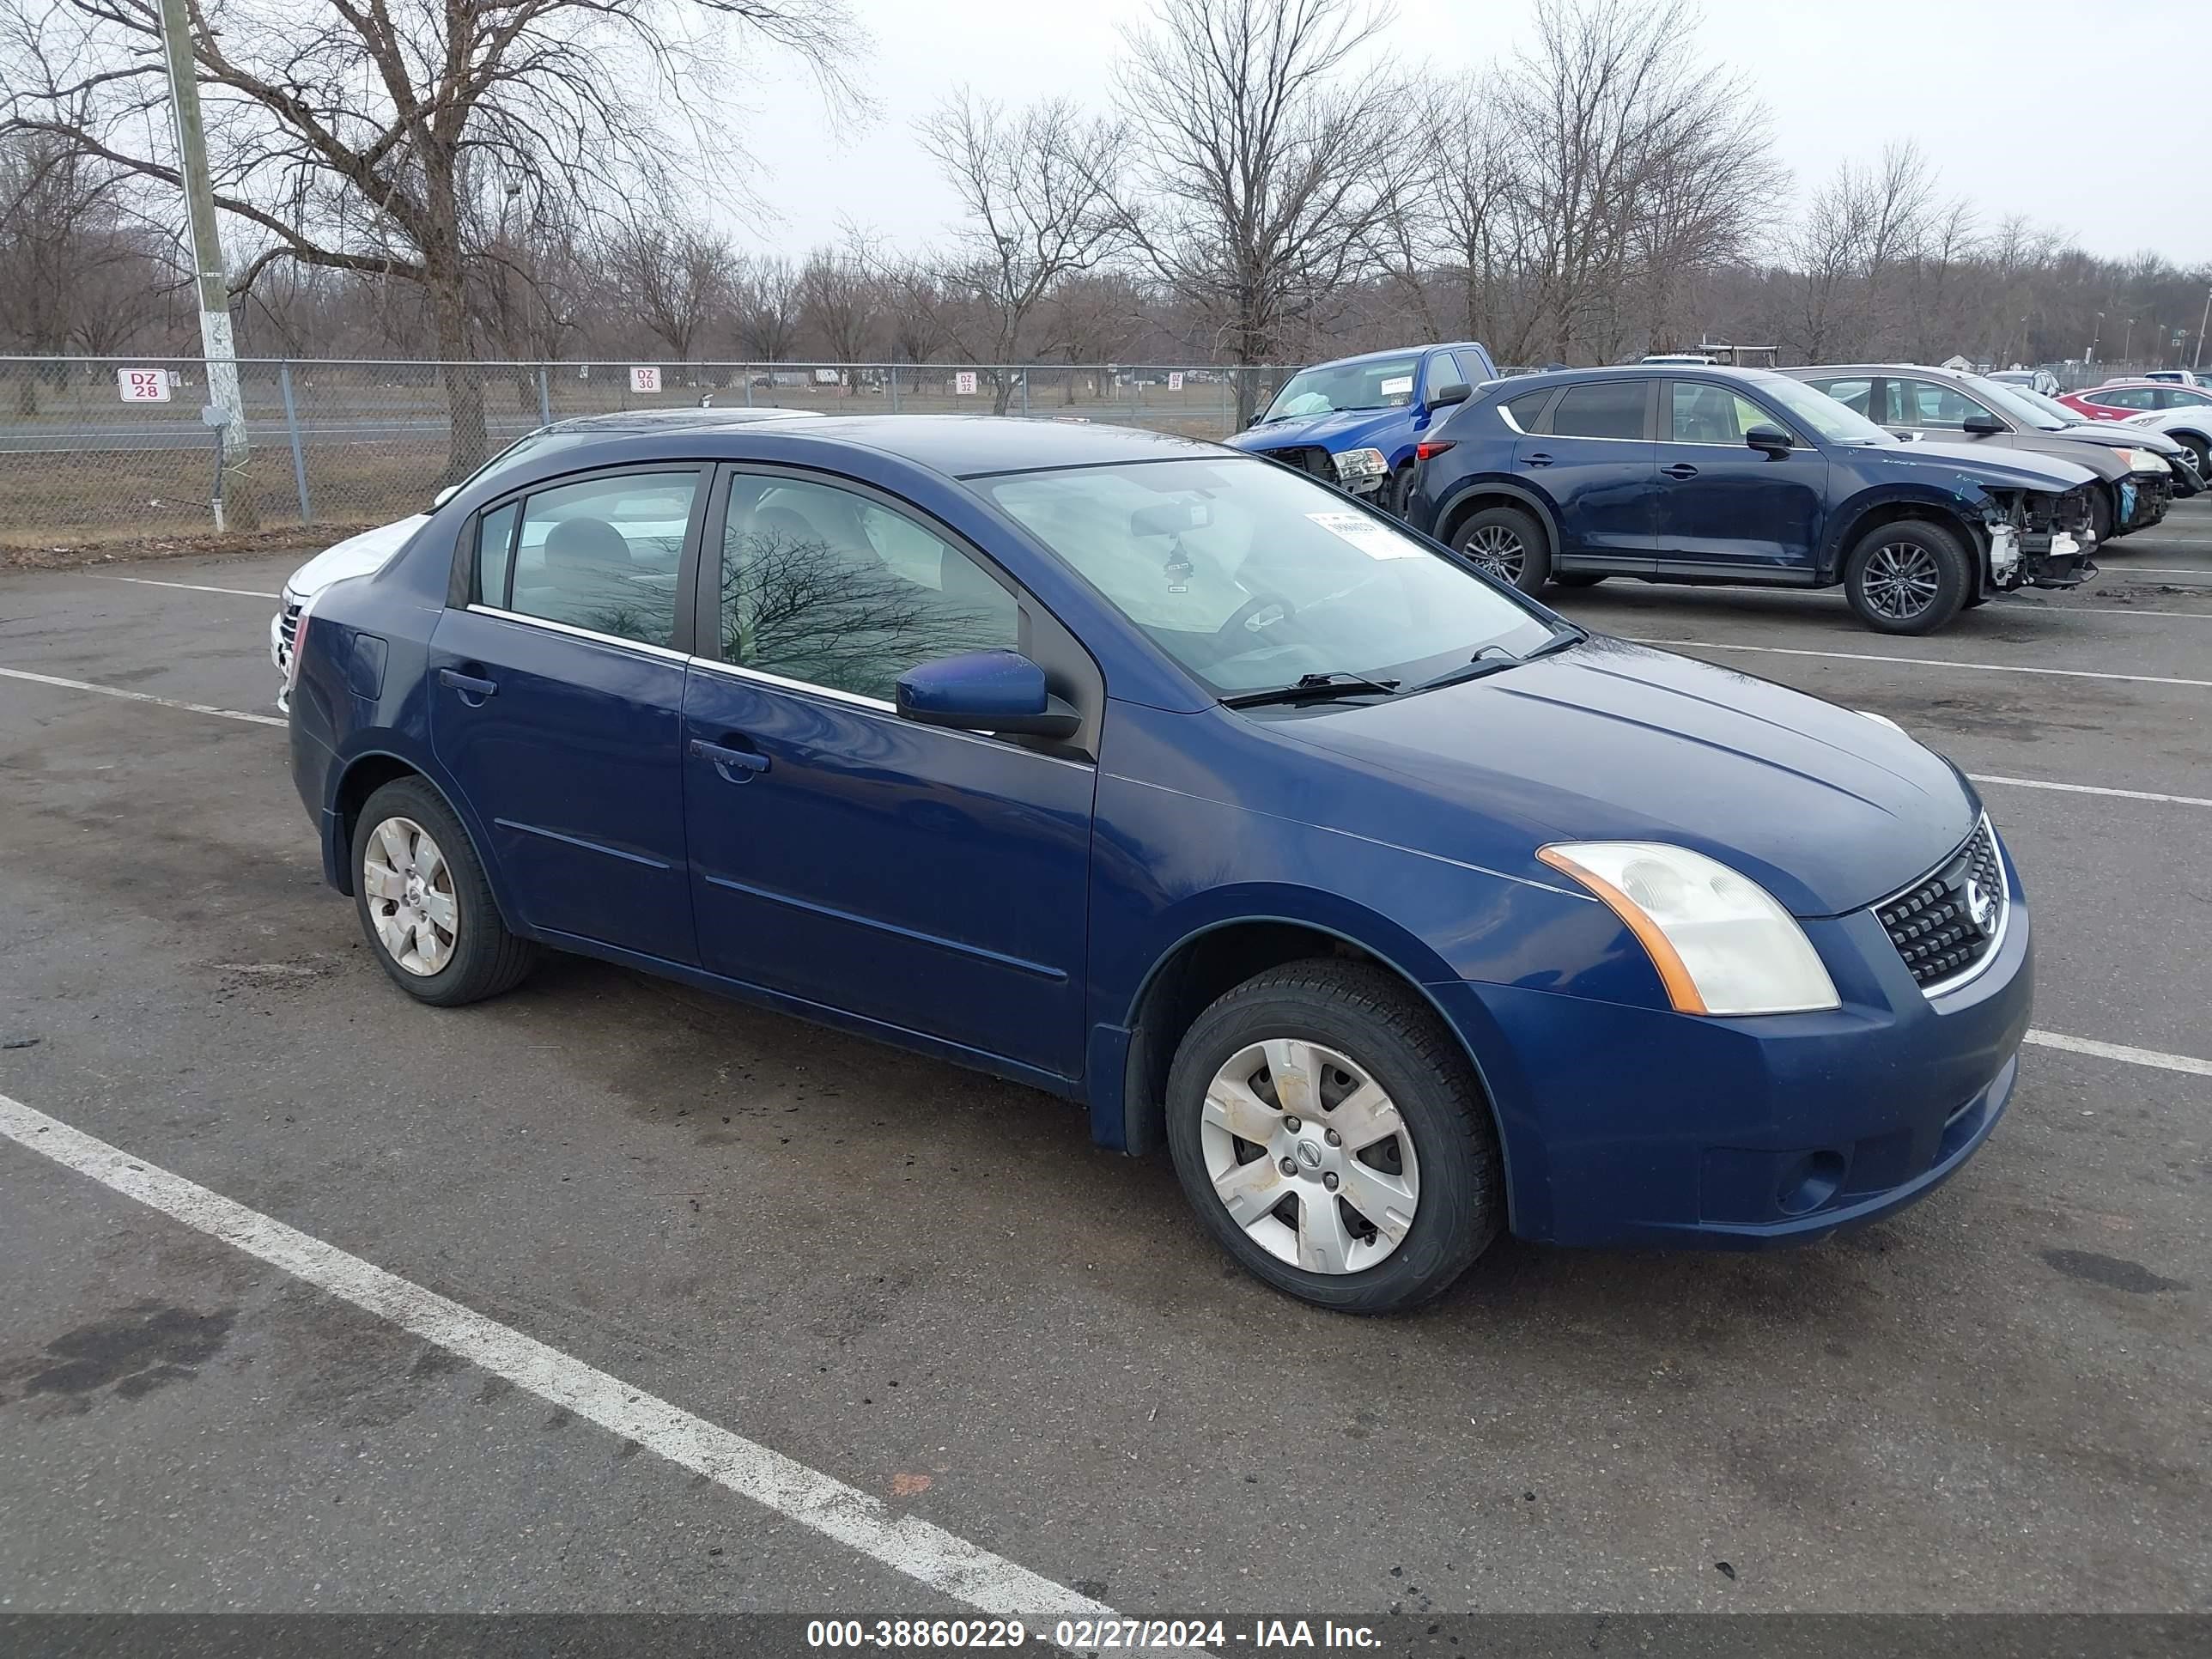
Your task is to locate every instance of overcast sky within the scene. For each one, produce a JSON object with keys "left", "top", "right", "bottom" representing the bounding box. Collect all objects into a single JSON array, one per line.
[{"left": 721, "top": 0, "right": 2212, "bottom": 269}]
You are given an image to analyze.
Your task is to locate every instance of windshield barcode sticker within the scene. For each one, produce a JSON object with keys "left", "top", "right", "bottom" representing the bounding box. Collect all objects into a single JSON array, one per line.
[
  {"left": 1380, "top": 376, "right": 1413, "bottom": 397},
  {"left": 1307, "top": 510, "right": 1420, "bottom": 559}
]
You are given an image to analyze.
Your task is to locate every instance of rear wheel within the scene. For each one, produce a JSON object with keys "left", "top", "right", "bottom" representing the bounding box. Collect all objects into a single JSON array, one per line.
[
  {"left": 352, "top": 778, "right": 538, "bottom": 1006},
  {"left": 1843, "top": 520, "right": 1972, "bottom": 635},
  {"left": 1389, "top": 462, "right": 1417, "bottom": 518},
  {"left": 1164, "top": 960, "right": 1504, "bottom": 1313},
  {"left": 1453, "top": 504, "right": 1552, "bottom": 594}
]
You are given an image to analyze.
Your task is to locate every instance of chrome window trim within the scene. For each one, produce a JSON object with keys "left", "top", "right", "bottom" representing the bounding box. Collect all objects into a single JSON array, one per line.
[
  {"left": 685, "top": 654, "right": 1095, "bottom": 770},
  {"left": 1874, "top": 813, "right": 2010, "bottom": 1000},
  {"left": 1498, "top": 405, "right": 1526, "bottom": 434},
  {"left": 1536, "top": 431, "right": 1650, "bottom": 445},
  {"left": 464, "top": 604, "right": 688, "bottom": 663}
]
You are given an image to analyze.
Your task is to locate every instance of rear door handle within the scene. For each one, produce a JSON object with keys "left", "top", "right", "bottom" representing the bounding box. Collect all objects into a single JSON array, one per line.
[
  {"left": 690, "top": 737, "right": 770, "bottom": 781},
  {"left": 438, "top": 667, "right": 497, "bottom": 701},
  {"left": 1662, "top": 463, "right": 1699, "bottom": 480},
  {"left": 1523, "top": 451, "right": 1553, "bottom": 467}
]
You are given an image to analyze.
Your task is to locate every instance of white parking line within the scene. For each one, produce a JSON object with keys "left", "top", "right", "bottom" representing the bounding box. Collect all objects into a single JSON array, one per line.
[
  {"left": 0, "top": 1090, "right": 1120, "bottom": 1626},
  {"left": 2026, "top": 1030, "right": 2212, "bottom": 1079},
  {"left": 0, "top": 665, "right": 285, "bottom": 728},
  {"left": 1621, "top": 637, "right": 2212, "bottom": 690},
  {"left": 82, "top": 574, "right": 279, "bottom": 599},
  {"left": 2060, "top": 606, "right": 2212, "bottom": 620},
  {"left": 1969, "top": 774, "right": 2212, "bottom": 809}
]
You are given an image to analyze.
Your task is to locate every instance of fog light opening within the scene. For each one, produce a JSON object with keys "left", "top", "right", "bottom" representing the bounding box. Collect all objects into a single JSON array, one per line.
[{"left": 1778, "top": 1151, "right": 1847, "bottom": 1218}]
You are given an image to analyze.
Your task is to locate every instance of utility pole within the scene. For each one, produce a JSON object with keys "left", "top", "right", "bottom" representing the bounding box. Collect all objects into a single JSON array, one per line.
[
  {"left": 158, "top": 0, "right": 257, "bottom": 528},
  {"left": 2194, "top": 284, "right": 2210, "bottom": 372}
]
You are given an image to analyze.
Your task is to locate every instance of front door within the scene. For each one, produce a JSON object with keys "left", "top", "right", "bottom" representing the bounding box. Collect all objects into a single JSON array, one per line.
[
  {"left": 1521, "top": 378, "right": 1659, "bottom": 562},
  {"left": 1650, "top": 380, "right": 1829, "bottom": 576},
  {"left": 428, "top": 467, "right": 705, "bottom": 964},
  {"left": 682, "top": 469, "right": 1097, "bottom": 1079}
]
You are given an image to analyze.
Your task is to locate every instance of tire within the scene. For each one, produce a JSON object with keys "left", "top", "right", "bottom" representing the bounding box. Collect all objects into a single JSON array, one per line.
[
  {"left": 1388, "top": 463, "right": 1416, "bottom": 519},
  {"left": 2088, "top": 485, "right": 2118, "bottom": 545},
  {"left": 1164, "top": 960, "right": 1504, "bottom": 1314},
  {"left": 1453, "top": 504, "right": 1552, "bottom": 595},
  {"left": 1843, "top": 519, "right": 1972, "bottom": 635},
  {"left": 2177, "top": 435, "right": 2209, "bottom": 486},
  {"left": 1550, "top": 573, "right": 1607, "bottom": 588},
  {"left": 351, "top": 777, "right": 538, "bottom": 1006}
]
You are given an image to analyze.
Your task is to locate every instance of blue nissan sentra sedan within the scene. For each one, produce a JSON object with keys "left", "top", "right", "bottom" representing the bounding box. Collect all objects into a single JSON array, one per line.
[{"left": 286, "top": 412, "right": 2031, "bottom": 1313}]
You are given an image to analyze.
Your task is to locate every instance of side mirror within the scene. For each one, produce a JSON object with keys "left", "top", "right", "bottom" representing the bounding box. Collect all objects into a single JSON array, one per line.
[
  {"left": 1426, "top": 382, "right": 1471, "bottom": 410},
  {"left": 1961, "top": 412, "right": 2006, "bottom": 436},
  {"left": 1744, "top": 423, "right": 1793, "bottom": 456},
  {"left": 895, "top": 650, "right": 1080, "bottom": 740}
]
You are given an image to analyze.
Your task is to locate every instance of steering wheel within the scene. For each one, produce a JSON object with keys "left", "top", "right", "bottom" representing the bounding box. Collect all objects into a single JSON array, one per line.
[{"left": 1220, "top": 591, "right": 1296, "bottom": 638}]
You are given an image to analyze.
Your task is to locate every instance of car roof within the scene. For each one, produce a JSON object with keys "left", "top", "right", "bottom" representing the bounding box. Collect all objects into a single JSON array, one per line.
[
  {"left": 544, "top": 405, "right": 812, "bottom": 434},
  {"left": 1498, "top": 363, "right": 1793, "bottom": 391},
  {"left": 2087, "top": 379, "right": 2186, "bottom": 391},
  {"left": 1297, "top": 343, "right": 1483, "bottom": 370}
]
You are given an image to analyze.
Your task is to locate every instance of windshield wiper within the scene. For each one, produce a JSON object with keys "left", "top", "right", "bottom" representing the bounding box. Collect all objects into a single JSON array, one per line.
[
  {"left": 1408, "top": 624, "right": 1585, "bottom": 694},
  {"left": 1222, "top": 671, "right": 1401, "bottom": 709}
]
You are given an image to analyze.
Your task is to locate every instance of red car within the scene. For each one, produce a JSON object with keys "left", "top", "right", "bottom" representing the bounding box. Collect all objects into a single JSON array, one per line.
[{"left": 2057, "top": 379, "right": 2212, "bottom": 422}]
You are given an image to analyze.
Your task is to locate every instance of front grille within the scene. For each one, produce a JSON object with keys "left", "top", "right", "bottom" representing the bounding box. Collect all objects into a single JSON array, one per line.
[
  {"left": 1875, "top": 817, "right": 2007, "bottom": 993},
  {"left": 279, "top": 599, "right": 302, "bottom": 649},
  {"left": 1264, "top": 444, "right": 1336, "bottom": 482},
  {"left": 2026, "top": 487, "right": 2092, "bottom": 538}
]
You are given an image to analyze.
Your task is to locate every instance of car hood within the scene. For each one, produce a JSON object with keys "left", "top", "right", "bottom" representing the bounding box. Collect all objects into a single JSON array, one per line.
[
  {"left": 285, "top": 514, "right": 429, "bottom": 599},
  {"left": 1273, "top": 638, "right": 1976, "bottom": 918},
  {"left": 1226, "top": 406, "right": 1403, "bottom": 454},
  {"left": 2046, "top": 422, "right": 2185, "bottom": 459},
  {"left": 1877, "top": 439, "right": 2096, "bottom": 492}
]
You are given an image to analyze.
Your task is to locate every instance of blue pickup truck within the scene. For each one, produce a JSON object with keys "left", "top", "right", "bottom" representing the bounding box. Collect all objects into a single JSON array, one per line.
[{"left": 1226, "top": 343, "right": 1498, "bottom": 514}]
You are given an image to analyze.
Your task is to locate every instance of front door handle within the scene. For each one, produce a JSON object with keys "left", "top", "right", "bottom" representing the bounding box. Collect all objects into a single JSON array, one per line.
[
  {"left": 438, "top": 667, "right": 497, "bottom": 702},
  {"left": 1524, "top": 451, "right": 1554, "bottom": 467},
  {"left": 690, "top": 737, "right": 770, "bottom": 782},
  {"left": 1662, "top": 462, "right": 1699, "bottom": 480}
]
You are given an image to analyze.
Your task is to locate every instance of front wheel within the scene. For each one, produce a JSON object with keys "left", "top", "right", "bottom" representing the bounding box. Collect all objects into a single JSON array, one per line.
[
  {"left": 1453, "top": 504, "right": 1552, "bottom": 595},
  {"left": 1164, "top": 960, "right": 1504, "bottom": 1313},
  {"left": 352, "top": 778, "right": 538, "bottom": 1006},
  {"left": 1843, "top": 520, "right": 1971, "bottom": 635}
]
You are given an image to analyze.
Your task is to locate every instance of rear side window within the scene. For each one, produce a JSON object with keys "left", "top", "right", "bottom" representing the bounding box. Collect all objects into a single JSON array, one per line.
[
  {"left": 1803, "top": 377, "right": 1874, "bottom": 418},
  {"left": 2094, "top": 386, "right": 2155, "bottom": 410},
  {"left": 1549, "top": 381, "right": 1646, "bottom": 440},
  {"left": 1501, "top": 389, "right": 1553, "bottom": 432},
  {"left": 474, "top": 502, "right": 519, "bottom": 605},
  {"left": 506, "top": 471, "right": 700, "bottom": 648},
  {"left": 1884, "top": 379, "right": 1992, "bottom": 429}
]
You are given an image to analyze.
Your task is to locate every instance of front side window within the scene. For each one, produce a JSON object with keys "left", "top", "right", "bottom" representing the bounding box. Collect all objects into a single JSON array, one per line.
[
  {"left": 1883, "top": 379, "right": 1996, "bottom": 430},
  {"left": 1549, "top": 380, "right": 1647, "bottom": 440},
  {"left": 980, "top": 457, "right": 1555, "bottom": 696},
  {"left": 718, "top": 475, "right": 1019, "bottom": 702},
  {"left": 503, "top": 471, "right": 697, "bottom": 647},
  {"left": 1260, "top": 356, "right": 1423, "bottom": 422},
  {"left": 2162, "top": 386, "right": 2212, "bottom": 408},
  {"left": 2094, "top": 386, "right": 2155, "bottom": 410},
  {"left": 1668, "top": 383, "right": 1787, "bottom": 444}
]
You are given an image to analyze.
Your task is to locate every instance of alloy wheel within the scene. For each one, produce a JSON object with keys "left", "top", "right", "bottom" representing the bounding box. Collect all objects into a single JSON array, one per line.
[
  {"left": 1462, "top": 524, "right": 1526, "bottom": 580},
  {"left": 362, "top": 816, "right": 458, "bottom": 976},
  {"left": 1199, "top": 1039, "right": 1422, "bottom": 1274},
  {"left": 1863, "top": 542, "right": 1942, "bottom": 621}
]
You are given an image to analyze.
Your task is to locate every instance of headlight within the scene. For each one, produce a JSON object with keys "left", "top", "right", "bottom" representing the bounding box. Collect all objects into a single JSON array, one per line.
[
  {"left": 1332, "top": 447, "right": 1389, "bottom": 483},
  {"left": 2121, "top": 447, "right": 2169, "bottom": 472},
  {"left": 1538, "top": 842, "right": 1841, "bottom": 1016}
]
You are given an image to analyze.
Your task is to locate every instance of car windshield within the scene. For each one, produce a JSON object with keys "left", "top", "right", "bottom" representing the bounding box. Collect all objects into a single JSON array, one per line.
[
  {"left": 2009, "top": 386, "right": 2091, "bottom": 426},
  {"left": 978, "top": 457, "right": 1559, "bottom": 697},
  {"left": 1261, "top": 356, "right": 1423, "bottom": 421},
  {"left": 1756, "top": 374, "right": 1896, "bottom": 445},
  {"left": 1966, "top": 375, "right": 2069, "bottom": 431}
]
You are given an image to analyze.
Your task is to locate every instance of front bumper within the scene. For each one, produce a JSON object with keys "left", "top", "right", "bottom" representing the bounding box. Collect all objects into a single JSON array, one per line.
[{"left": 1437, "top": 832, "right": 2033, "bottom": 1249}]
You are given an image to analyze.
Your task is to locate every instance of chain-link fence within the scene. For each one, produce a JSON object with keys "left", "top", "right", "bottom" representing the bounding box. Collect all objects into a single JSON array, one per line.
[{"left": 0, "top": 357, "right": 1292, "bottom": 549}]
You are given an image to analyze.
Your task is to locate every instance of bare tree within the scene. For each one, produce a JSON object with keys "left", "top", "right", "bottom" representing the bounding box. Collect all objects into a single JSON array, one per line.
[
  {"left": 605, "top": 217, "right": 732, "bottom": 374},
  {"left": 731, "top": 255, "right": 804, "bottom": 364},
  {"left": 1114, "top": 0, "right": 1407, "bottom": 422},
  {"left": 916, "top": 90, "right": 1125, "bottom": 413},
  {"left": 797, "top": 239, "right": 879, "bottom": 382},
  {"left": 1779, "top": 163, "right": 1871, "bottom": 362},
  {"left": 2, "top": 0, "right": 860, "bottom": 477}
]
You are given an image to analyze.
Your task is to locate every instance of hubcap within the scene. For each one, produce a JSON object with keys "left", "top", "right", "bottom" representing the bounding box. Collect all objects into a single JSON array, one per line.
[
  {"left": 1864, "top": 543, "right": 1941, "bottom": 620},
  {"left": 1199, "top": 1039, "right": 1421, "bottom": 1275},
  {"left": 362, "top": 816, "right": 458, "bottom": 976},
  {"left": 1463, "top": 524, "right": 1526, "bottom": 580}
]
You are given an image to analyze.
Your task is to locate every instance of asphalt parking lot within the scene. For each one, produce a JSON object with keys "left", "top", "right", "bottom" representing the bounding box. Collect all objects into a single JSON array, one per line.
[{"left": 2, "top": 501, "right": 2207, "bottom": 1628}]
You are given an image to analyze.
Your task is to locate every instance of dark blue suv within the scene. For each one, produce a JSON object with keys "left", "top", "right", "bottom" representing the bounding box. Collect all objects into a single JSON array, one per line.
[
  {"left": 1227, "top": 343, "right": 1496, "bottom": 514},
  {"left": 1407, "top": 365, "right": 2101, "bottom": 634}
]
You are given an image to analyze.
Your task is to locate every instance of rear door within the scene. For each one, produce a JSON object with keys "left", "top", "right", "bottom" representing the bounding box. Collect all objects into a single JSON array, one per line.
[
  {"left": 428, "top": 466, "right": 705, "bottom": 964},
  {"left": 679, "top": 468, "right": 1098, "bottom": 1079},
  {"left": 1650, "top": 380, "right": 1829, "bottom": 578},
  {"left": 1519, "top": 379, "right": 1658, "bottom": 566}
]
